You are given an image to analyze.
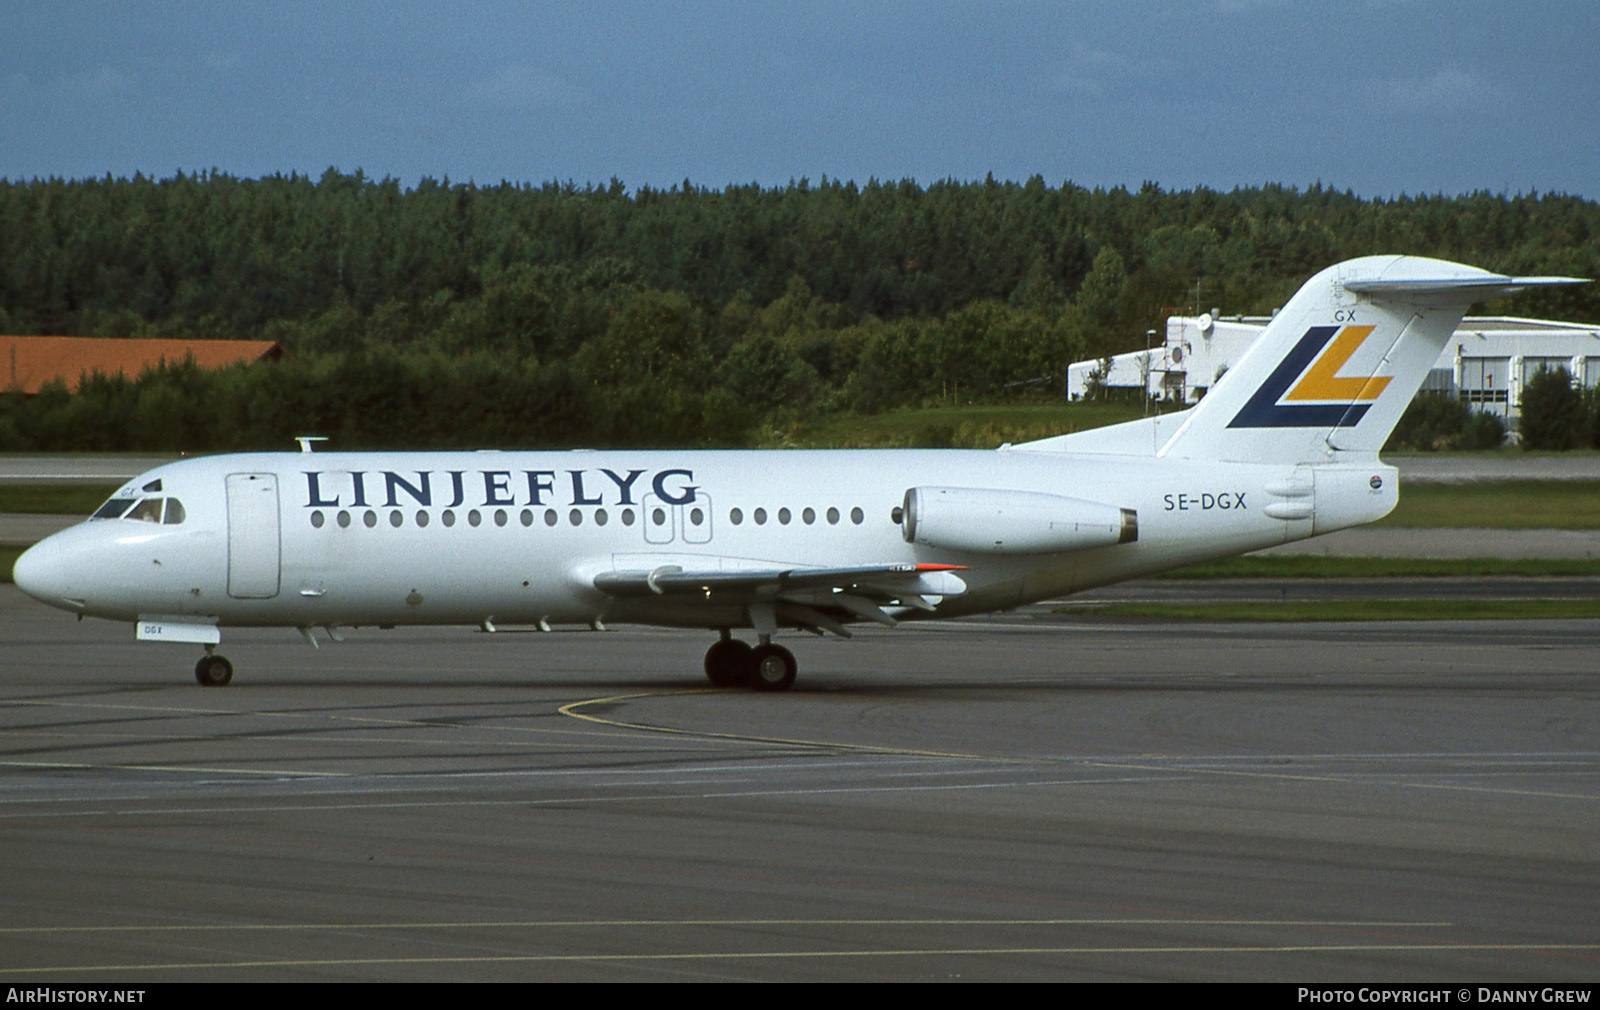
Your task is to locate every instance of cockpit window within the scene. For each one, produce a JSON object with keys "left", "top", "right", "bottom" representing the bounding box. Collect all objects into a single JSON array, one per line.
[
  {"left": 91, "top": 496, "right": 186, "bottom": 524},
  {"left": 92, "top": 497, "right": 137, "bottom": 520},
  {"left": 125, "top": 498, "right": 164, "bottom": 523}
]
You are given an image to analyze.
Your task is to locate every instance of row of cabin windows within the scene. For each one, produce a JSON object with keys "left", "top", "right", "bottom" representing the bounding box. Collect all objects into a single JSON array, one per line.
[
  {"left": 307, "top": 504, "right": 869, "bottom": 531},
  {"left": 729, "top": 506, "right": 864, "bottom": 526},
  {"left": 311, "top": 506, "right": 638, "bottom": 530}
]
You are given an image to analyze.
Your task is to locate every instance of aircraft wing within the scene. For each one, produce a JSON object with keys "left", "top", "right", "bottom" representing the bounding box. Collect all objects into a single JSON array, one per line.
[{"left": 592, "top": 562, "right": 969, "bottom": 636}]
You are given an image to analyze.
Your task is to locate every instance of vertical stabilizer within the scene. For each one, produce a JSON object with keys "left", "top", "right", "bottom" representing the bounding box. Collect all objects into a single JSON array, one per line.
[{"left": 1154, "top": 256, "right": 1584, "bottom": 464}]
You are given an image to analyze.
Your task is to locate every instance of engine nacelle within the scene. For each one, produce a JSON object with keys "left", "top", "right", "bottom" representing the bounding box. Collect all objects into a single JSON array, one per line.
[{"left": 900, "top": 486, "right": 1137, "bottom": 554}]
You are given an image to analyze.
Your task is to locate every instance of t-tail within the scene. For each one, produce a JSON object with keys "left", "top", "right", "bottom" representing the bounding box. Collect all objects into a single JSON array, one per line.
[{"left": 1150, "top": 255, "right": 1584, "bottom": 465}]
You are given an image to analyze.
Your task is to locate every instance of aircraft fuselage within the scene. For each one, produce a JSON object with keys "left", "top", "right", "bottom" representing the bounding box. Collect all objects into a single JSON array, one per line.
[{"left": 15, "top": 447, "right": 1393, "bottom": 630}]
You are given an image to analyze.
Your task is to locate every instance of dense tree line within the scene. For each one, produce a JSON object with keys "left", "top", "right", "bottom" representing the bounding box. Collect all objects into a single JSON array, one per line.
[{"left": 1, "top": 171, "right": 1597, "bottom": 449}]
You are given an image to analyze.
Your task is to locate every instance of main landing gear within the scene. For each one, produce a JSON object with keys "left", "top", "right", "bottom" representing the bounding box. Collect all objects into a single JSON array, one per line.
[
  {"left": 194, "top": 649, "right": 234, "bottom": 687},
  {"left": 703, "top": 630, "right": 797, "bottom": 692}
]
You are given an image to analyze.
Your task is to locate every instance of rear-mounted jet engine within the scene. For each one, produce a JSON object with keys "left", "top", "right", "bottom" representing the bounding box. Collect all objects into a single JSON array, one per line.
[{"left": 899, "top": 486, "right": 1137, "bottom": 554}]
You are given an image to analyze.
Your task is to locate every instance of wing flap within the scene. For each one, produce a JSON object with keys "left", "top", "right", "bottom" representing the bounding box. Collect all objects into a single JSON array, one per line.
[
  {"left": 593, "top": 562, "right": 967, "bottom": 599},
  {"left": 591, "top": 561, "right": 967, "bottom": 637}
]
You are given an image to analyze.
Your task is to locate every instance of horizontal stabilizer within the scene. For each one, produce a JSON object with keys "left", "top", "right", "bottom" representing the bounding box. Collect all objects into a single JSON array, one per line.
[{"left": 1343, "top": 273, "right": 1585, "bottom": 302}]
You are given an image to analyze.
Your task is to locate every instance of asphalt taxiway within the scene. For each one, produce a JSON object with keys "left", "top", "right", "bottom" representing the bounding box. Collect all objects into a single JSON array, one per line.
[{"left": 2, "top": 585, "right": 1597, "bottom": 981}]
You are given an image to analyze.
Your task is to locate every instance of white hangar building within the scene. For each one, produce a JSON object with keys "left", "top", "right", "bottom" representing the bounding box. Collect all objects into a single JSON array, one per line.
[{"left": 1067, "top": 314, "right": 1600, "bottom": 428}]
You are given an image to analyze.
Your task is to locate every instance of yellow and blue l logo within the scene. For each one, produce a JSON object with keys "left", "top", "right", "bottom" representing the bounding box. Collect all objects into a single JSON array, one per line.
[{"left": 1229, "top": 325, "right": 1392, "bottom": 428}]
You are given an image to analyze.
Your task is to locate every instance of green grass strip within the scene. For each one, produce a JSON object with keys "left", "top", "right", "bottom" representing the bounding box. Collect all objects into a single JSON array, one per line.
[
  {"left": 1160, "top": 555, "right": 1600, "bottom": 579},
  {"left": 1380, "top": 480, "right": 1600, "bottom": 529},
  {"left": 0, "top": 484, "right": 119, "bottom": 515},
  {"left": 1064, "top": 599, "right": 1600, "bottom": 622}
]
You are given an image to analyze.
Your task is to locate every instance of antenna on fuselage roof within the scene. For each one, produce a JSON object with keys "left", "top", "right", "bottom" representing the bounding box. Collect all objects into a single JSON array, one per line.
[{"left": 295, "top": 436, "right": 329, "bottom": 454}]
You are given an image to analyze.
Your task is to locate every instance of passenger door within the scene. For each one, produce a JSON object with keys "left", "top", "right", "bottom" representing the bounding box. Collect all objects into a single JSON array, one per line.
[{"left": 226, "top": 473, "right": 281, "bottom": 599}]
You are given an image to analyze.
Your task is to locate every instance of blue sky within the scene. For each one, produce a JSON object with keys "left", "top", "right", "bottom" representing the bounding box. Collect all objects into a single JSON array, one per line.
[{"left": 3, "top": 1, "right": 1597, "bottom": 198}]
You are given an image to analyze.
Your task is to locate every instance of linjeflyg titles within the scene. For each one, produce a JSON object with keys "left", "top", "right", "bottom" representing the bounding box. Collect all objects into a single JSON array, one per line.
[{"left": 303, "top": 467, "right": 699, "bottom": 509}]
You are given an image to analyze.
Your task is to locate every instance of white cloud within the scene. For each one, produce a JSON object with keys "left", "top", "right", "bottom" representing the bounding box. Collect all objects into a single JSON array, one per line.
[
  {"left": 0, "top": 66, "right": 132, "bottom": 112},
  {"left": 466, "top": 65, "right": 590, "bottom": 111},
  {"left": 204, "top": 51, "right": 242, "bottom": 73},
  {"left": 1039, "top": 46, "right": 1164, "bottom": 98},
  {"left": 1363, "top": 66, "right": 1504, "bottom": 115},
  {"left": 1215, "top": 0, "right": 1289, "bottom": 13},
  {"left": 58, "top": 66, "right": 134, "bottom": 100}
]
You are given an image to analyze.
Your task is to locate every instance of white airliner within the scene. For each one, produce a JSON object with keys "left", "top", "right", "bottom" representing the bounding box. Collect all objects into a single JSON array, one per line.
[{"left": 11, "top": 256, "right": 1584, "bottom": 690}]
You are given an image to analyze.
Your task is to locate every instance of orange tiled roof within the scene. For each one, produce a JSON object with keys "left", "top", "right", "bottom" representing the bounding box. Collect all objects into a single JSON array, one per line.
[{"left": 1, "top": 336, "right": 283, "bottom": 395}]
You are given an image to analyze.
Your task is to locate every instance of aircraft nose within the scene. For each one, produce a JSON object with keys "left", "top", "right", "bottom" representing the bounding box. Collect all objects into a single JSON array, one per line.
[{"left": 12, "top": 538, "right": 70, "bottom": 606}]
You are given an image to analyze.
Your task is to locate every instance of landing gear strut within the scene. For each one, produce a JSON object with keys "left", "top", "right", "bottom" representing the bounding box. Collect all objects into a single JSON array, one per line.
[
  {"left": 194, "top": 651, "right": 233, "bottom": 687},
  {"left": 703, "top": 632, "right": 797, "bottom": 691}
]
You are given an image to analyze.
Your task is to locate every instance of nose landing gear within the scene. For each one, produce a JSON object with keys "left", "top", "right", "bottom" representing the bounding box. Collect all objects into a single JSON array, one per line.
[{"left": 194, "top": 650, "right": 234, "bottom": 687}]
